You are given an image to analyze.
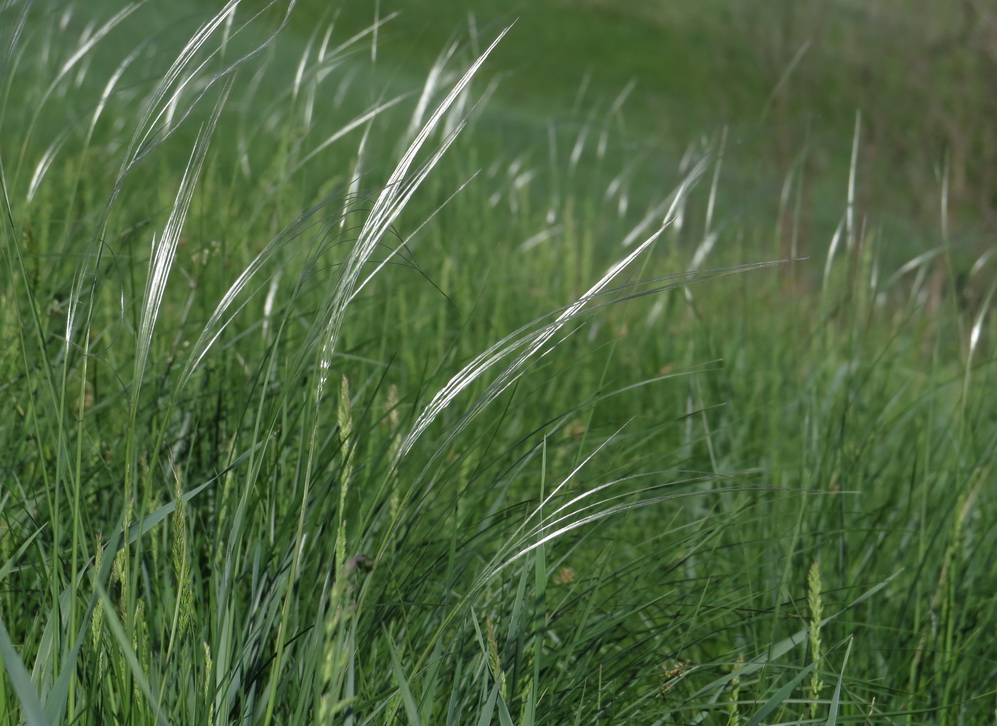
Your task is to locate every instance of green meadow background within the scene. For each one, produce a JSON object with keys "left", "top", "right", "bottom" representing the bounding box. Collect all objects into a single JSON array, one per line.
[{"left": 2, "top": 0, "right": 996, "bottom": 723}]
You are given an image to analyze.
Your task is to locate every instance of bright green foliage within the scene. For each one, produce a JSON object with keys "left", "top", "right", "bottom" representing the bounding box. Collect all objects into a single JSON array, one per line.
[{"left": 1, "top": 2, "right": 996, "bottom": 725}]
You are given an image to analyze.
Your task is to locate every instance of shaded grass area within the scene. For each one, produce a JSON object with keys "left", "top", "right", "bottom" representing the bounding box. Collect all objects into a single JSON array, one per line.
[{"left": 2, "top": 1, "right": 997, "bottom": 724}]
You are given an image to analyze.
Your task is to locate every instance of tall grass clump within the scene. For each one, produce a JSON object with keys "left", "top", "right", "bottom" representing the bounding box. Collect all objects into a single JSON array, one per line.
[{"left": 3, "top": 1, "right": 997, "bottom": 724}]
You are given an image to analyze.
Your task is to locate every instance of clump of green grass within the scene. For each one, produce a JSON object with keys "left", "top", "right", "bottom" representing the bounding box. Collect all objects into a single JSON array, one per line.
[{"left": 3, "top": 1, "right": 997, "bottom": 725}]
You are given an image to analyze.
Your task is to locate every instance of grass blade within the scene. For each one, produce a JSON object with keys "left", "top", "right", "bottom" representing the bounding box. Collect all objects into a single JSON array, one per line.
[
  {"left": 825, "top": 637, "right": 854, "bottom": 726},
  {"left": 0, "top": 615, "right": 46, "bottom": 726},
  {"left": 387, "top": 633, "right": 422, "bottom": 726}
]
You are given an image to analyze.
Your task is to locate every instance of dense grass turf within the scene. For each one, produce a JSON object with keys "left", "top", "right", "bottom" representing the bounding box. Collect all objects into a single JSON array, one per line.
[{"left": 2, "top": 1, "right": 997, "bottom": 724}]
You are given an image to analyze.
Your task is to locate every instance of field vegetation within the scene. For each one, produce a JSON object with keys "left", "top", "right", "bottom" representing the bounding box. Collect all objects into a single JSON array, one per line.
[{"left": 1, "top": 0, "right": 996, "bottom": 724}]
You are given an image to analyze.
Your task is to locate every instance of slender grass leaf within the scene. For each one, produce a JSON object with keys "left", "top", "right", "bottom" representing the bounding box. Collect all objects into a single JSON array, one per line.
[
  {"left": 387, "top": 632, "right": 422, "bottom": 726},
  {"left": 0, "top": 615, "right": 47, "bottom": 726},
  {"left": 826, "top": 637, "right": 854, "bottom": 726}
]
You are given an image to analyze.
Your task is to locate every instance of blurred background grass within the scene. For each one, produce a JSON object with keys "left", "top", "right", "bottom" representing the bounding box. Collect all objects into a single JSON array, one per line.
[
  {"left": 68, "top": 0, "right": 996, "bottom": 274},
  {"left": 308, "top": 0, "right": 997, "bottom": 265}
]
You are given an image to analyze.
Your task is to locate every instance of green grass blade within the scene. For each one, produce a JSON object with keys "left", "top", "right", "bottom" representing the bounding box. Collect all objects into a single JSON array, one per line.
[
  {"left": 387, "top": 632, "right": 422, "bottom": 726},
  {"left": 474, "top": 681, "right": 500, "bottom": 726},
  {"left": 742, "top": 659, "right": 817, "bottom": 726},
  {"left": 0, "top": 615, "right": 46, "bottom": 726},
  {"left": 825, "top": 637, "right": 854, "bottom": 726}
]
